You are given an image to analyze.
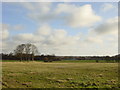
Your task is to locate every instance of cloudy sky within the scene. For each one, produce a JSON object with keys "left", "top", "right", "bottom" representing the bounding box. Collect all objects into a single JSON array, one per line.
[{"left": 1, "top": 2, "right": 118, "bottom": 56}]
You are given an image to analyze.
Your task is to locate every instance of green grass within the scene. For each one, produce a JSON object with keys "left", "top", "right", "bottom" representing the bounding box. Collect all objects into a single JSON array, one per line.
[
  {"left": 2, "top": 60, "right": 20, "bottom": 62},
  {"left": 52, "top": 60, "right": 107, "bottom": 63},
  {"left": 53, "top": 60, "right": 96, "bottom": 63},
  {"left": 2, "top": 61, "right": 119, "bottom": 88},
  {"left": 2, "top": 60, "right": 117, "bottom": 63}
]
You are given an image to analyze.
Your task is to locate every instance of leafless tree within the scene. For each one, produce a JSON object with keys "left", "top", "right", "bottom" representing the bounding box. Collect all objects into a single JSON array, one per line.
[
  {"left": 14, "top": 44, "right": 26, "bottom": 61},
  {"left": 14, "top": 43, "right": 38, "bottom": 61}
]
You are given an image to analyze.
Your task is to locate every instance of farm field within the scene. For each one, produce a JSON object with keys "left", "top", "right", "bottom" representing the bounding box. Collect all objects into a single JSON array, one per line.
[{"left": 2, "top": 61, "right": 119, "bottom": 88}]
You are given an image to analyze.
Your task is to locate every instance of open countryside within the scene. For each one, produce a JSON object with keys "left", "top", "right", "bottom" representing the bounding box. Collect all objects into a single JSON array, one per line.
[
  {"left": 2, "top": 2, "right": 119, "bottom": 89},
  {"left": 1, "top": 26, "right": 119, "bottom": 89},
  {"left": 2, "top": 61, "right": 119, "bottom": 88}
]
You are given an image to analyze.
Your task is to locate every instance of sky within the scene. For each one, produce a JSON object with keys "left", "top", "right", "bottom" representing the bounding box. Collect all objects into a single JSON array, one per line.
[{"left": 1, "top": 2, "right": 118, "bottom": 56}]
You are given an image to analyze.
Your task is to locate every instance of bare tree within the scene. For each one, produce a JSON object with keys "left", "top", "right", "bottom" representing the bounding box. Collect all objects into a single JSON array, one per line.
[
  {"left": 14, "top": 44, "right": 26, "bottom": 61},
  {"left": 14, "top": 43, "right": 38, "bottom": 61},
  {"left": 31, "top": 44, "right": 38, "bottom": 61}
]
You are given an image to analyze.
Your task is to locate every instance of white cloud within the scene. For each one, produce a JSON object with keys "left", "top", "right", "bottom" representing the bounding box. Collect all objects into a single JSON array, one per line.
[
  {"left": 10, "top": 23, "right": 117, "bottom": 56},
  {"left": 56, "top": 4, "right": 101, "bottom": 28},
  {"left": 20, "top": 2, "right": 53, "bottom": 23},
  {"left": 0, "top": 24, "right": 9, "bottom": 40},
  {"left": 93, "top": 17, "right": 118, "bottom": 35},
  {"left": 1, "top": 3, "right": 118, "bottom": 55},
  {"left": 21, "top": 2, "right": 51, "bottom": 14},
  {"left": 13, "top": 33, "right": 44, "bottom": 43},
  {"left": 85, "top": 36, "right": 103, "bottom": 44},
  {"left": 101, "top": 3, "right": 116, "bottom": 12},
  {"left": 1, "top": 21, "right": 118, "bottom": 55},
  {"left": 2, "top": 30, "right": 9, "bottom": 40},
  {"left": 36, "top": 24, "right": 51, "bottom": 36},
  {"left": 0, "top": 24, "right": 25, "bottom": 40},
  {"left": 10, "top": 25, "right": 82, "bottom": 55},
  {"left": 21, "top": 3, "right": 101, "bottom": 28},
  {"left": 80, "top": 17, "right": 118, "bottom": 53}
]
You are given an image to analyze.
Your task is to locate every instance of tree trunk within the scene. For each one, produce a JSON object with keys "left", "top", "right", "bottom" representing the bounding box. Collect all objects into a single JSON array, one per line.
[
  {"left": 20, "top": 53, "right": 22, "bottom": 62},
  {"left": 32, "top": 54, "right": 34, "bottom": 61},
  {"left": 20, "top": 53, "right": 22, "bottom": 61}
]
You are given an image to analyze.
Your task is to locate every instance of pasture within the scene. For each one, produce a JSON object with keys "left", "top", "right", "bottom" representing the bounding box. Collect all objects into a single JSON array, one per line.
[{"left": 2, "top": 61, "right": 119, "bottom": 88}]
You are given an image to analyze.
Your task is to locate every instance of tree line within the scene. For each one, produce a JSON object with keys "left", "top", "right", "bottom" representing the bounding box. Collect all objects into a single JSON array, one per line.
[
  {"left": 59, "top": 55, "right": 119, "bottom": 62},
  {"left": 1, "top": 43, "right": 120, "bottom": 62},
  {"left": 1, "top": 53, "right": 60, "bottom": 62},
  {"left": 1, "top": 53, "right": 119, "bottom": 62},
  {"left": 1, "top": 43, "right": 60, "bottom": 62}
]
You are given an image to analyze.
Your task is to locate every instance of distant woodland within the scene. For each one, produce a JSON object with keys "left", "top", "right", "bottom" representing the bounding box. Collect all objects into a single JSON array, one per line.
[{"left": 1, "top": 43, "right": 120, "bottom": 62}]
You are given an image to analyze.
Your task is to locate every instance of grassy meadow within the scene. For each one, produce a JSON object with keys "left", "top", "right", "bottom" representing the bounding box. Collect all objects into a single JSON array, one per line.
[{"left": 2, "top": 61, "right": 119, "bottom": 88}]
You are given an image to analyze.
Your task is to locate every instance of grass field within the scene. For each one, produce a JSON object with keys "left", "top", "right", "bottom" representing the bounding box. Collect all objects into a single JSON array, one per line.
[{"left": 2, "top": 61, "right": 119, "bottom": 88}]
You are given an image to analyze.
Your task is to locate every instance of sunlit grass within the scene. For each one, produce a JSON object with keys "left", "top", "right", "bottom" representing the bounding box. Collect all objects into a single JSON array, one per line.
[{"left": 2, "top": 61, "right": 119, "bottom": 88}]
